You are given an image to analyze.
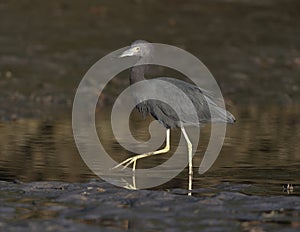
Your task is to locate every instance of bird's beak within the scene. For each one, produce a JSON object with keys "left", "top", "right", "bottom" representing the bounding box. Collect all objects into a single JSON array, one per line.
[{"left": 119, "top": 48, "right": 136, "bottom": 58}]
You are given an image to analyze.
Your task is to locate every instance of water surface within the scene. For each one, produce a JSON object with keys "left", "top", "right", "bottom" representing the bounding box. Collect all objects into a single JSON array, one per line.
[{"left": 1, "top": 105, "right": 299, "bottom": 196}]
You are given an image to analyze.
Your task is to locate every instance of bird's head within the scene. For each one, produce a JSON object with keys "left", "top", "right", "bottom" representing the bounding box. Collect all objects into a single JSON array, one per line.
[{"left": 119, "top": 40, "right": 153, "bottom": 59}]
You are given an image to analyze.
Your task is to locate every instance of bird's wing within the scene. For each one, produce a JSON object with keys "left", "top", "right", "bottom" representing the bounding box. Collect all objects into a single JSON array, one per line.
[
  {"left": 158, "top": 77, "right": 235, "bottom": 124},
  {"left": 151, "top": 78, "right": 204, "bottom": 125}
]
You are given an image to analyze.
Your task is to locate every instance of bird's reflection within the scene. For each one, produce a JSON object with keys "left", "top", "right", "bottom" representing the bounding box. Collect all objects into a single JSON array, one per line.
[
  {"left": 283, "top": 184, "right": 294, "bottom": 195},
  {"left": 119, "top": 171, "right": 193, "bottom": 196}
]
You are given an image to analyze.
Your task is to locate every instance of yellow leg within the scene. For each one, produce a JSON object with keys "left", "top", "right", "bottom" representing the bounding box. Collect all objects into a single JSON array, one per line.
[
  {"left": 112, "top": 129, "right": 170, "bottom": 172},
  {"left": 181, "top": 126, "right": 193, "bottom": 196}
]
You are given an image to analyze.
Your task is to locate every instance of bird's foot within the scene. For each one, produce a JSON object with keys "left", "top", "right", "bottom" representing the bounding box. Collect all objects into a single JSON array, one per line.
[{"left": 112, "top": 153, "right": 150, "bottom": 172}]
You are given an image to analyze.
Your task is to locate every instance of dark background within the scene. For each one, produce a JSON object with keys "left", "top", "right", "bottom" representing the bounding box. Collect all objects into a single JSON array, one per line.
[{"left": 1, "top": 0, "right": 300, "bottom": 121}]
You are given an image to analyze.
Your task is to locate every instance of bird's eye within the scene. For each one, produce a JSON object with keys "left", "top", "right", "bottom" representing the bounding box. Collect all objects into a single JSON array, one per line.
[{"left": 135, "top": 47, "right": 140, "bottom": 51}]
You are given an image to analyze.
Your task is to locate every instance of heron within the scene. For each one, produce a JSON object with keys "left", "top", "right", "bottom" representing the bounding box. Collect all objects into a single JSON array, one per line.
[{"left": 113, "top": 40, "right": 235, "bottom": 193}]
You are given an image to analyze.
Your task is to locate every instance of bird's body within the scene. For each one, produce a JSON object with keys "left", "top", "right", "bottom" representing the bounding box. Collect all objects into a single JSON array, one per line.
[
  {"left": 134, "top": 76, "right": 235, "bottom": 129},
  {"left": 113, "top": 40, "right": 235, "bottom": 194}
]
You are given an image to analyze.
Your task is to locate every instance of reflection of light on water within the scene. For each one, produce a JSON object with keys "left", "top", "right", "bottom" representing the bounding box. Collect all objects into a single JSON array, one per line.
[
  {"left": 283, "top": 184, "right": 294, "bottom": 195},
  {"left": 0, "top": 105, "right": 300, "bottom": 195}
]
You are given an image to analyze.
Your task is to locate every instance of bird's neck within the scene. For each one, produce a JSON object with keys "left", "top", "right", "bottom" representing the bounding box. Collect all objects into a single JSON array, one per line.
[{"left": 130, "top": 65, "right": 146, "bottom": 84}]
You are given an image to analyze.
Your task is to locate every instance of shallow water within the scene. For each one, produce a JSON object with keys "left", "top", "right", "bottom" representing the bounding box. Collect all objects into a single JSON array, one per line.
[{"left": 0, "top": 105, "right": 299, "bottom": 197}]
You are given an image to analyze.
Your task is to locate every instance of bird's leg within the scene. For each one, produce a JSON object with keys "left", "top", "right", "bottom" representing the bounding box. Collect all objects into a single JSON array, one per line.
[
  {"left": 112, "top": 129, "right": 170, "bottom": 172},
  {"left": 181, "top": 126, "right": 193, "bottom": 196}
]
